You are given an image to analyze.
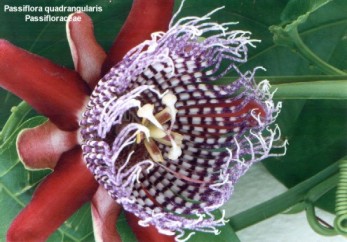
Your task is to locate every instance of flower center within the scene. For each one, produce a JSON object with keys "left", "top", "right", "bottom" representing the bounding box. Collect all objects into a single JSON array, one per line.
[{"left": 135, "top": 92, "right": 183, "bottom": 162}]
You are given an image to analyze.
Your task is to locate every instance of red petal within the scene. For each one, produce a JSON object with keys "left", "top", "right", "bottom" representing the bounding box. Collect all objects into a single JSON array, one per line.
[
  {"left": 102, "top": 0, "right": 175, "bottom": 72},
  {"left": 16, "top": 121, "right": 78, "bottom": 170},
  {"left": 6, "top": 147, "right": 98, "bottom": 241},
  {"left": 125, "top": 212, "right": 176, "bottom": 242},
  {"left": 91, "top": 186, "right": 121, "bottom": 242},
  {"left": 0, "top": 40, "right": 90, "bottom": 131},
  {"left": 67, "top": 12, "right": 107, "bottom": 89}
]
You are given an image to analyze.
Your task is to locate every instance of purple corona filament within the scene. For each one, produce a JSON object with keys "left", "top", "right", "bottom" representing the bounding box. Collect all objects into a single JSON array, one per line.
[{"left": 80, "top": 5, "right": 287, "bottom": 242}]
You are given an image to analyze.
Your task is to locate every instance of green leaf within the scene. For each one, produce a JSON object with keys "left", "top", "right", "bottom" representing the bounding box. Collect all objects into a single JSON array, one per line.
[
  {"left": 0, "top": 115, "right": 96, "bottom": 240},
  {"left": 270, "top": 0, "right": 346, "bottom": 75},
  {"left": 116, "top": 212, "right": 137, "bottom": 242},
  {"left": 0, "top": 92, "right": 22, "bottom": 130},
  {"left": 0, "top": 116, "right": 48, "bottom": 238},
  {"left": 0, "top": 102, "right": 31, "bottom": 145},
  {"left": 281, "top": 0, "right": 333, "bottom": 23}
]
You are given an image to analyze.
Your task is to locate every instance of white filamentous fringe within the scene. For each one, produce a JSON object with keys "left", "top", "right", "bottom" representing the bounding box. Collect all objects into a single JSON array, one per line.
[{"left": 82, "top": 2, "right": 288, "bottom": 241}]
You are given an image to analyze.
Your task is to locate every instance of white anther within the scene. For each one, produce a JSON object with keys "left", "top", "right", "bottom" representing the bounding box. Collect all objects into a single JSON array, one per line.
[
  {"left": 168, "top": 142, "right": 182, "bottom": 160},
  {"left": 162, "top": 92, "right": 177, "bottom": 107},
  {"left": 162, "top": 92, "right": 178, "bottom": 129},
  {"left": 137, "top": 103, "right": 154, "bottom": 118},
  {"left": 137, "top": 104, "right": 164, "bottom": 130}
]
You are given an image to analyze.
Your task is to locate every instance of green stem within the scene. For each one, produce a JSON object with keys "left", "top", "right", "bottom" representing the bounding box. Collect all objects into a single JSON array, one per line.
[
  {"left": 219, "top": 76, "right": 347, "bottom": 99},
  {"left": 306, "top": 203, "right": 338, "bottom": 236},
  {"left": 218, "top": 75, "right": 347, "bottom": 85},
  {"left": 0, "top": 101, "right": 31, "bottom": 144},
  {"left": 271, "top": 80, "right": 347, "bottom": 100},
  {"left": 228, "top": 159, "right": 342, "bottom": 231},
  {"left": 289, "top": 28, "right": 346, "bottom": 76},
  {"left": 304, "top": 175, "right": 339, "bottom": 236},
  {"left": 255, "top": 75, "right": 347, "bottom": 84},
  {"left": 305, "top": 174, "right": 338, "bottom": 203}
]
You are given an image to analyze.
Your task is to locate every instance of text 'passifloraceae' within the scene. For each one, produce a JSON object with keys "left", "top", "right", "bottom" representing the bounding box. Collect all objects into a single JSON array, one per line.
[{"left": 0, "top": 1, "right": 287, "bottom": 241}]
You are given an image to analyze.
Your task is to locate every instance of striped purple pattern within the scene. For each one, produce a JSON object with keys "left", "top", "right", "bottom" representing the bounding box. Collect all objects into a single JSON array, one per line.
[{"left": 80, "top": 6, "right": 286, "bottom": 241}]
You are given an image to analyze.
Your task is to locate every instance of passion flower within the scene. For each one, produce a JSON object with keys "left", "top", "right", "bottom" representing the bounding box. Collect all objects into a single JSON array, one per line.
[{"left": 80, "top": 3, "right": 286, "bottom": 241}]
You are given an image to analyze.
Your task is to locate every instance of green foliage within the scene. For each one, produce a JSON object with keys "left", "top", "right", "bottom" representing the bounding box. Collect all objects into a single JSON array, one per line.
[{"left": 281, "top": 0, "right": 333, "bottom": 23}]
